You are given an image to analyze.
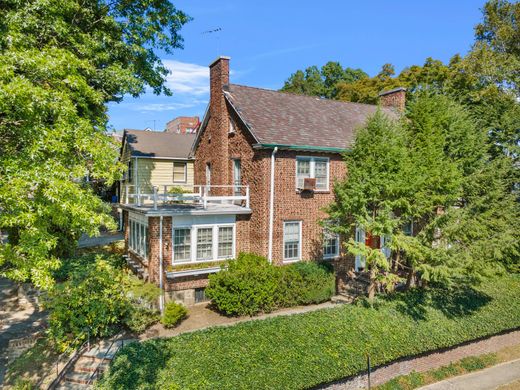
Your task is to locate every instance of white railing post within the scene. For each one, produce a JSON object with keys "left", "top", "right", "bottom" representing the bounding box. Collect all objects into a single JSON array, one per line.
[
  {"left": 125, "top": 183, "right": 129, "bottom": 204},
  {"left": 153, "top": 186, "right": 158, "bottom": 210},
  {"left": 246, "top": 186, "right": 250, "bottom": 208},
  {"left": 137, "top": 186, "right": 141, "bottom": 206}
]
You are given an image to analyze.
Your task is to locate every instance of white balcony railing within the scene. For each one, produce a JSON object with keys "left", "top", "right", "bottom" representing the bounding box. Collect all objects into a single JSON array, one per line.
[{"left": 122, "top": 184, "right": 250, "bottom": 210}]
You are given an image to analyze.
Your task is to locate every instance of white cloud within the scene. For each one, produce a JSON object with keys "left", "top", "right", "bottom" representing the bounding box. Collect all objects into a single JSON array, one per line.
[
  {"left": 162, "top": 60, "right": 209, "bottom": 96},
  {"left": 132, "top": 100, "right": 208, "bottom": 113}
]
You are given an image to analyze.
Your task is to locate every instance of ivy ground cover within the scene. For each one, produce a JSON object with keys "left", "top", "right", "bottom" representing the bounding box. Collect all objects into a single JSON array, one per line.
[{"left": 98, "top": 275, "right": 520, "bottom": 390}]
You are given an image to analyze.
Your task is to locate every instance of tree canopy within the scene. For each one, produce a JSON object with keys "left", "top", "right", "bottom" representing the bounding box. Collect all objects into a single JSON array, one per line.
[{"left": 0, "top": 0, "right": 190, "bottom": 289}]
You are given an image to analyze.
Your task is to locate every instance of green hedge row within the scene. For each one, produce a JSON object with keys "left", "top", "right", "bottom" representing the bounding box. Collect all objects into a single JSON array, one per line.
[
  {"left": 98, "top": 275, "right": 520, "bottom": 390},
  {"left": 205, "top": 253, "right": 336, "bottom": 316}
]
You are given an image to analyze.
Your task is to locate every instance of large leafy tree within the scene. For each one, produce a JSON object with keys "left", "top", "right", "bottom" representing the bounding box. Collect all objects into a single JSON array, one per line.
[
  {"left": 281, "top": 61, "right": 367, "bottom": 99},
  {"left": 0, "top": 0, "right": 190, "bottom": 289},
  {"left": 329, "top": 94, "right": 519, "bottom": 297}
]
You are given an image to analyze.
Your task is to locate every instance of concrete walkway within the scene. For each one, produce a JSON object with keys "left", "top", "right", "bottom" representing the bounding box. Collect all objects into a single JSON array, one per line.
[
  {"left": 77, "top": 231, "right": 123, "bottom": 248},
  {"left": 420, "top": 358, "right": 520, "bottom": 390}
]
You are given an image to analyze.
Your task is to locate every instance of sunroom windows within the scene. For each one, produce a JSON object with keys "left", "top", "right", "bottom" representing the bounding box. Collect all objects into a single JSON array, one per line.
[
  {"left": 172, "top": 224, "right": 235, "bottom": 264},
  {"left": 129, "top": 219, "right": 148, "bottom": 259},
  {"left": 296, "top": 156, "right": 329, "bottom": 191}
]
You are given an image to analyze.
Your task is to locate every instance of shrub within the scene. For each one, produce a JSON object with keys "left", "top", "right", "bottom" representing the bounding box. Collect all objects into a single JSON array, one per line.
[
  {"left": 206, "top": 253, "right": 335, "bottom": 316},
  {"left": 206, "top": 253, "right": 280, "bottom": 316},
  {"left": 44, "top": 257, "right": 129, "bottom": 350},
  {"left": 161, "top": 302, "right": 188, "bottom": 328},
  {"left": 124, "top": 306, "right": 160, "bottom": 333},
  {"left": 98, "top": 275, "right": 520, "bottom": 390}
]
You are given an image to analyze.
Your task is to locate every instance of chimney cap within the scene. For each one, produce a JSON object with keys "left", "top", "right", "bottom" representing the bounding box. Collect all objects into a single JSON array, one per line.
[
  {"left": 209, "top": 55, "right": 231, "bottom": 67},
  {"left": 378, "top": 87, "right": 406, "bottom": 97}
]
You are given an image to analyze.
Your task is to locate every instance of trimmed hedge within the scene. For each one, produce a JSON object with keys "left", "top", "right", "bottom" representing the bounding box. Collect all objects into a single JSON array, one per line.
[
  {"left": 161, "top": 302, "right": 188, "bottom": 328},
  {"left": 98, "top": 275, "right": 520, "bottom": 390},
  {"left": 205, "top": 253, "right": 335, "bottom": 316}
]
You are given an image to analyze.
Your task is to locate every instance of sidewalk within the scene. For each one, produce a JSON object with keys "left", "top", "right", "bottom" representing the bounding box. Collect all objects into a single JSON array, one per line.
[{"left": 419, "top": 358, "right": 520, "bottom": 390}]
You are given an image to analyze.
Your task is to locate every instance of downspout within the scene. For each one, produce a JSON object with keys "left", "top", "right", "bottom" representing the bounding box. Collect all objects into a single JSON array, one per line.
[
  {"left": 268, "top": 147, "right": 278, "bottom": 263},
  {"left": 159, "top": 215, "right": 164, "bottom": 313}
]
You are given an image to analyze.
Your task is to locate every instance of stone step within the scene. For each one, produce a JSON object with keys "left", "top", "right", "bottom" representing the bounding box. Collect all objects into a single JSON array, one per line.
[
  {"left": 74, "top": 356, "right": 110, "bottom": 373},
  {"left": 65, "top": 371, "right": 92, "bottom": 385}
]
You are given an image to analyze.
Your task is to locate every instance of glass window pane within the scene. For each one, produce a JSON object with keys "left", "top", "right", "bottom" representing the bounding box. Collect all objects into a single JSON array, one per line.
[
  {"left": 174, "top": 228, "right": 191, "bottom": 262},
  {"left": 284, "top": 222, "right": 300, "bottom": 260},
  {"left": 196, "top": 228, "right": 213, "bottom": 261},
  {"left": 315, "top": 160, "right": 328, "bottom": 189},
  {"left": 218, "top": 227, "right": 233, "bottom": 258},
  {"left": 296, "top": 159, "right": 310, "bottom": 188},
  {"left": 173, "top": 162, "right": 186, "bottom": 182}
]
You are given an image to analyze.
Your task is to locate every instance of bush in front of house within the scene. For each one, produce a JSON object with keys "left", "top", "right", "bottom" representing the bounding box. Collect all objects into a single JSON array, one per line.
[
  {"left": 45, "top": 253, "right": 161, "bottom": 350},
  {"left": 161, "top": 302, "right": 188, "bottom": 328},
  {"left": 206, "top": 253, "right": 335, "bottom": 316},
  {"left": 98, "top": 275, "right": 520, "bottom": 390}
]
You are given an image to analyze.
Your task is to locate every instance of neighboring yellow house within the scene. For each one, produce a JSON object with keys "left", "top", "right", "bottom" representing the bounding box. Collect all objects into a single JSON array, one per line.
[{"left": 119, "top": 129, "right": 196, "bottom": 204}]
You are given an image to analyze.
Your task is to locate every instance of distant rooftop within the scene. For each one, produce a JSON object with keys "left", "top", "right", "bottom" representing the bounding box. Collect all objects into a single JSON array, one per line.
[{"left": 123, "top": 129, "right": 195, "bottom": 159}]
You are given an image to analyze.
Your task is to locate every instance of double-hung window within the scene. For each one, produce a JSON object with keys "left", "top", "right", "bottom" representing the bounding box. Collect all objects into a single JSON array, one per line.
[
  {"left": 218, "top": 226, "right": 234, "bottom": 258},
  {"left": 283, "top": 221, "right": 302, "bottom": 262},
  {"left": 173, "top": 162, "right": 187, "bottom": 183},
  {"left": 323, "top": 228, "right": 340, "bottom": 259},
  {"left": 173, "top": 228, "right": 191, "bottom": 263},
  {"left": 296, "top": 157, "right": 329, "bottom": 191},
  {"left": 196, "top": 227, "right": 213, "bottom": 261}
]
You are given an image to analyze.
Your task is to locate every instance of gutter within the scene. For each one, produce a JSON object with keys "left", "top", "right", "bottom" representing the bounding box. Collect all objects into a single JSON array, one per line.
[
  {"left": 268, "top": 146, "right": 278, "bottom": 263},
  {"left": 253, "top": 143, "right": 348, "bottom": 153}
]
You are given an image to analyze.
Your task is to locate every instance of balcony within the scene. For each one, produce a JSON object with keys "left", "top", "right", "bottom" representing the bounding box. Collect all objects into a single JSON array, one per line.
[{"left": 121, "top": 184, "right": 250, "bottom": 211}]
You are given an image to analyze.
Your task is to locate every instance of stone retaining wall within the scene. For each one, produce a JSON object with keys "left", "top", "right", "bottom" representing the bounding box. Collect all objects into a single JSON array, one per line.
[{"left": 317, "top": 329, "right": 520, "bottom": 389}]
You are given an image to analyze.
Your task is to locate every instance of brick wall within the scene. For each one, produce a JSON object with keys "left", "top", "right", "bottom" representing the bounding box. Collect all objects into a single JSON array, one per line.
[{"left": 379, "top": 88, "right": 406, "bottom": 111}]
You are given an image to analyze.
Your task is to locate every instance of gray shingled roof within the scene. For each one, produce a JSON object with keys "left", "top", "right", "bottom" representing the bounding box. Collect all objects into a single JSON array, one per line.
[
  {"left": 123, "top": 130, "right": 195, "bottom": 159},
  {"left": 224, "top": 84, "right": 398, "bottom": 150}
]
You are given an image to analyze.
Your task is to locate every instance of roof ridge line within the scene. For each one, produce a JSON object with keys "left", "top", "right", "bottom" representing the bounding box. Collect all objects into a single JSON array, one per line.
[{"left": 228, "top": 83, "right": 389, "bottom": 110}]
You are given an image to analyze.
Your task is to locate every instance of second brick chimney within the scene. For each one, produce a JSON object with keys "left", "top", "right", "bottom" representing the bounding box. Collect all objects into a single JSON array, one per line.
[{"left": 379, "top": 87, "right": 406, "bottom": 111}]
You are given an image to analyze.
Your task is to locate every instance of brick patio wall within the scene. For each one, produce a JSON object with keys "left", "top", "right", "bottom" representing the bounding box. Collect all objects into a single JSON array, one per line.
[{"left": 317, "top": 328, "right": 520, "bottom": 389}]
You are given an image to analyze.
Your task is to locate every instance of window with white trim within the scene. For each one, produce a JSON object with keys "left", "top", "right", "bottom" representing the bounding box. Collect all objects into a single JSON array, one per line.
[
  {"left": 283, "top": 221, "right": 302, "bottom": 261},
  {"left": 173, "top": 228, "right": 191, "bottom": 263},
  {"left": 196, "top": 227, "right": 213, "bottom": 261},
  {"left": 218, "top": 226, "right": 233, "bottom": 258},
  {"left": 172, "top": 224, "right": 235, "bottom": 264},
  {"left": 129, "top": 219, "right": 148, "bottom": 259},
  {"left": 296, "top": 157, "right": 329, "bottom": 191},
  {"left": 323, "top": 228, "right": 340, "bottom": 259},
  {"left": 173, "top": 162, "right": 187, "bottom": 183}
]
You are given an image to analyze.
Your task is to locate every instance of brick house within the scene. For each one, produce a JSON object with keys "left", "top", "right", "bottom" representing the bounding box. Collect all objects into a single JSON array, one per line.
[
  {"left": 165, "top": 116, "right": 200, "bottom": 134},
  {"left": 119, "top": 56, "right": 404, "bottom": 306}
]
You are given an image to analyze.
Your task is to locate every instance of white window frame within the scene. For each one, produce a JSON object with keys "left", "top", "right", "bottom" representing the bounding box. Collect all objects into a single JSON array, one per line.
[
  {"left": 172, "top": 223, "right": 236, "bottom": 264},
  {"left": 283, "top": 220, "right": 302, "bottom": 263},
  {"left": 173, "top": 162, "right": 187, "bottom": 183},
  {"left": 322, "top": 228, "right": 340, "bottom": 260},
  {"left": 295, "top": 156, "right": 330, "bottom": 192}
]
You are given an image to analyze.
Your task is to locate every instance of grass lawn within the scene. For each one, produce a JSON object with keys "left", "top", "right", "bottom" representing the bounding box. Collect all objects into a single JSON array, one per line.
[{"left": 98, "top": 274, "right": 520, "bottom": 390}]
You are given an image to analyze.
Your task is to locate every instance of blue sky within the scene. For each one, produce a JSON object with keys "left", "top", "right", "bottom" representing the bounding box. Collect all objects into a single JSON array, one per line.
[{"left": 107, "top": 0, "right": 486, "bottom": 132}]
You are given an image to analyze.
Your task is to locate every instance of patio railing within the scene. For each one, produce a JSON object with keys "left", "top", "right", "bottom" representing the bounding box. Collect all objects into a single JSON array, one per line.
[{"left": 121, "top": 184, "right": 250, "bottom": 210}]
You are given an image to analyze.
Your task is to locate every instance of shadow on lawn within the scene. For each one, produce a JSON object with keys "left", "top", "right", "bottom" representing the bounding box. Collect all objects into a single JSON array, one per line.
[
  {"left": 98, "top": 339, "right": 170, "bottom": 388},
  {"left": 384, "top": 284, "right": 493, "bottom": 321}
]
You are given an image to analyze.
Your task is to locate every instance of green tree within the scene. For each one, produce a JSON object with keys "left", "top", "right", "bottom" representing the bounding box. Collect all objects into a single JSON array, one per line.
[{"left": 0, "top": 0, "right": 190, "bottom": 289}]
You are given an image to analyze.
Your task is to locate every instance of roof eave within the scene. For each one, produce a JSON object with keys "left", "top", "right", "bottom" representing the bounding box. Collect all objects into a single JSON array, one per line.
[{"left": 252, "top": 143, "right": 349, "bottom": 153}]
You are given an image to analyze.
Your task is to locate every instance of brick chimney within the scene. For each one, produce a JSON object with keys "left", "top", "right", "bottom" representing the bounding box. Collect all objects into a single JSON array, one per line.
[
  {"left": 379, "top": 87, "right": 406, "bottom": 111},
  {"left": 207, "top": 56, "right": 231, "bottom": 191}
]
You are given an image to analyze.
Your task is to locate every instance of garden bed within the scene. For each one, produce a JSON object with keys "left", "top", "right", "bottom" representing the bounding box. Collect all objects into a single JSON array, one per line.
[{"left": 98, "top": 274, "right": 520, "bottom": 390}]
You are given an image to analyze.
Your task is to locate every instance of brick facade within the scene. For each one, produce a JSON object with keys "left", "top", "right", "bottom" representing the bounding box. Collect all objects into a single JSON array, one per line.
[
  {"left": 165, "top": 116, "right": 199, "bottom": 134},
  {"left": 379, "top": 87, "right": 406, "bottom": 111}
]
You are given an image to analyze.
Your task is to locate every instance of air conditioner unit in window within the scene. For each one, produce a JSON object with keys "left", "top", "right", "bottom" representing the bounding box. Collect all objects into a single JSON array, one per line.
[{"left": 302, "top": 178, "right": 316, "bottom": 192}]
